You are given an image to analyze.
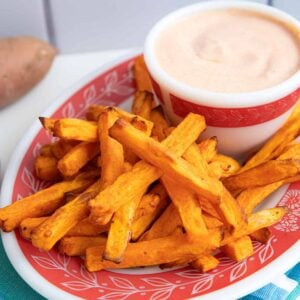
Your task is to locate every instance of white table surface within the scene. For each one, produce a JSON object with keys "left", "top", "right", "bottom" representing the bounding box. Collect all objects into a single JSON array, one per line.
[{"left": 0, "top": 48, "right": 134, "bottom": 182}]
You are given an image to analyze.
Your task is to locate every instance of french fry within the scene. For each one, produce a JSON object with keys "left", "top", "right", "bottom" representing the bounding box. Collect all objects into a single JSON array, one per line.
[
  {"left": 98, "top": 111, "right": 125, "bottom": 190},
  {"left": 237, "top": 181, "right": 283, "bottom": 215},
  {"left": 277, "top": 143, "right": 300, "bottom": 160},
  {"left": 150, "top": 106, "right": 170, "bottom": 141},
  {"left": 183, "top": 143, "right": 210, "bottom": 175},
  {"left": 241, "top": 101, "right": 300, "bottom": 171},
  {"left": 223, "top": 159, "right": 300, "bottom": 193},
  {"left": 162, "top": 175, "right": 208, "bottom": 239},
  {"left": 131, "top": 91, "right": 154, "bottom": 120},
  {"left": 85, "top": 230, "right": 221, "bottom": 272},
  {"left": 39, "top": 144, "right": 53, "bottom": 157},
  {"left": 141, "top": 203, "right": 222, "bottom": 242},
  {"left": 209, "top": 154, "right": 241, "bottom": 178},
  {"left": 57, "top": 142, "right": 99, "bottom": 177},
  {"left": 202, "top": 213, "right": 223, "bottom": 229},
  {"left": 59, "top": 236, "right": 106, "bottom": 256},
  {"left": 190, "top": 254, "right": 219, "bottom": 273},
  {"left": 34, "top": 155, "right": 61, "bottom": 181},
  {"left": 89, "top": 161, "right": 161, "bottom": 225},
  {"left": 140, "top": 203, "right": 182, "bottom": 241},
  {"left": 198, "top": 137, "right": 218, "bottom": 163},
  {"left": 86, "top": 105, "right": 153, "bottom": 136},
  {"left": 31, "top": 181, "right": 101, "bottom": 251},
  {"left": 20, "top": 216, "right": 109, "bottom": 240},
  {"left": 20, "top": 217, "right": 48, "bottom": 240},
  {"left": 133, "top": 55, "right": 153, "bottom": 93},
  {"left": 104, "top": 196, "right": 141, "bottom": 262},
  {"left": 39, "top": 117, "right": 57, "bottom": 131},
  {"left": 182, "top": 143, "right": 220, "bottom": 219},
  {"left": 67, "top": 218, "right": 109, "bottom": 237},
  {"left": 110, "top": 118, "right": 222, "bottom": 203},
  {"left": 0, "top": 170, "right": 98, "bottom": 231},
  {"left": 54, "top": 119, "right": 98, "bottom": 142},
  {"left": 221, "top": 235, "right": 254, "bottom": 262},
  {"left": 222, "top": 207, "right": 288, "bottom": 245},
  {"left": 89, "top": 113, "right": 206, "bottom": 224},
  {"left": 131, "top": 183, "right": 169, "bottom": 241},
  {"left": 51, "top": 139, "right": 79, "bottom": 159}
]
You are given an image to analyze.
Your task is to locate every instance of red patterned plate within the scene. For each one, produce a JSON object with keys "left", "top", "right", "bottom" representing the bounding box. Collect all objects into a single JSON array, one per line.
[{"left": 1, "top": 52, "right": 299, "bottom": 300}]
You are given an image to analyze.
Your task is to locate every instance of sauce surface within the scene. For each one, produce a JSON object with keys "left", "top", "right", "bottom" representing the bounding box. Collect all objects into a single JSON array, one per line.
[{"left": 155, "top": 9, "right": 300, "bottom": 93}]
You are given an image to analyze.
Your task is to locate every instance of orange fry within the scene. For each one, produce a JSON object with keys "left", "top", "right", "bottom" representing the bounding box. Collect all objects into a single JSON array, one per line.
[
  {"left": 133, "top": 55, "right": 153, "bottom": 92},
  {"left": 0, "top": 170, "right": 98, "bottom": 231}
]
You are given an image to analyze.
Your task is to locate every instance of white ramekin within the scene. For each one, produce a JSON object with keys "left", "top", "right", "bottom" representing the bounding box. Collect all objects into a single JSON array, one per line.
[{"left": 144, "top": 1, "right": 300, "bottom": 157}]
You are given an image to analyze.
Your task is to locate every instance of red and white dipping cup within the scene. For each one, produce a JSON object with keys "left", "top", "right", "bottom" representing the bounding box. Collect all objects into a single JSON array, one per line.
[{"left": 144, "top": 1, "right": 300, "bottom": 157}]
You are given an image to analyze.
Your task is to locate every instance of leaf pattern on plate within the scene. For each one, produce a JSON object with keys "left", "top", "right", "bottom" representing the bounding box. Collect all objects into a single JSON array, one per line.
[{"left": 230, "top": 260, "right": 247, "bottom": 282}]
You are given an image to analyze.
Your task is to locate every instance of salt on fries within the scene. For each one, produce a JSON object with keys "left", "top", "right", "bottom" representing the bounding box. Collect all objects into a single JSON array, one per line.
[{"left": 1, "top": 56, "right": 299, "bottom": 273}]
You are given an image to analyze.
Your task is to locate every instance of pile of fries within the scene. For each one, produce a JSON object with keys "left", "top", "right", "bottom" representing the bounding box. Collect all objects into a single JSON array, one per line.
[{"left": 1, "top": 56, "right": 300, "bottom": 273}]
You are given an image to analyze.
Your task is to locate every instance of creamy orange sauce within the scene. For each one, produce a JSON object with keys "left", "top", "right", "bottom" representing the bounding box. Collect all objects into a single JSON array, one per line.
[{"left": 155, "top": 9, "right": 300, "bottom": 93}]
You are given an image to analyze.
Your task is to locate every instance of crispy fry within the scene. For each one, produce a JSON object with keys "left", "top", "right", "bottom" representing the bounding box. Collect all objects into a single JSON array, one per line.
[
  {"left": 140, "top": 203, "right": 182, "bottom": 241},
  {"left": 39, "top": 117, "right": 57, "bottom": 131},
  {"left": 89, "top": 160, "right": 160, "bottom": 225},
  {"left": 39, "top": 144, "right": 53, "bottom": 157},
  {"left": 182, "top": 143, "right": 220, "bottom": 218},
  {"left": 98, "top": 111, "right": 125, "bottom": 190},
  {"left": 277, "top": 143, "right": 300, "bottom": 160},
  {"left": 20, "top": 217, "right": 48, "bottom": 240},
  {"left": 223, "top": 159, "right": 300, "bottom": 193},
  {"left": 203, "top": 213, "right": 223, "bottom": 229},
  {"left": 183, "top": 143, "right": 210, "bottom": 175},
  {"left": 221, "top": 235, "right": 253, "bottom": 262},
  {"left": 31, "top": 181, "right": 101, "bottom": 251},
  {"left": 86, "top": 105, "right": 153, "bottom": 135},
  {"left": 132, "top": 91, "right": 154, "bottom": 120},
  {"left": 35, "top": 155, "right": 61, "bottom": 181},
  {"left": 237, "top": 181, "right": 283, "bottom": 215},
  {"left": 104, "top": 196, "right": 141, "bottom": 262},
  {"left": 89, "top": 113, "right": 206, "bottom": 224},
  {"left": 85, "top": 231, "right": 221, "bottom": 272},
  {"left": 57, "top": 142, "right": 99, "bottom": 177},
  {"left": 110, "top": 118, "right": 222, "bottom": 203},
  {"left": 59, "top": 236, "right": 106, "bottom": 256},
  {"left": 242, "top": 101, "right": 300, "bottom": 171},
  {"left": 132, "top": 183, "right": 169, "bottom": 241},
  {"left": 209, "top": 154, "right": 241, "bottom": 178},
  {"left": 222, "top": 207, "right": 288, "bottom": 245},
  {"left": 0, "top": 170, "right": 98, "bottom": 231},
  {"left": 190, "top": 254, "right": 219, "bottom": 273},
  {"left": 20, "top": 216, "right": 109, "bottom": 240},
  {"left": 198, "top": 137, "right": 218, "bottom": 162},
  {"left": 67, "top": 218, "right": 109, "bottom": 236},
  {"left": 54, "top": 119, "right": 98, "bottom": 142},
  {"left": 133, "top": 55, "right": 153, "bottom": 92},
  {"left": 150, "top": 106, "right": 170, "bottom": 141},
  {"left": 162, "top": 175, "right": 208, "bottom": 239},
  {"left": 51, "top": 139, "right": 79, "bottom": 159}
]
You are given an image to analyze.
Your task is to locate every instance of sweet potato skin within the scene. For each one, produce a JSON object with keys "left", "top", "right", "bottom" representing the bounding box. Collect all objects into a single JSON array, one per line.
[{"left": 0, "top": 36, "right": 57, "bottom": 108}]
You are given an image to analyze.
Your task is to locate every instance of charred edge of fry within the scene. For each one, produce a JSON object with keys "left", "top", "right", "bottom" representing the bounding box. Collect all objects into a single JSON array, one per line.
[{"left": 130, "top": 117, "right": 148, "bottom": 132}]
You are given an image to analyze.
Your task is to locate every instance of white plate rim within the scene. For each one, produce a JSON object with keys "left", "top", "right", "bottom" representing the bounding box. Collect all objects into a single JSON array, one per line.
[{"left": 1, "top": 49, "right": 299, "bottom": 300}]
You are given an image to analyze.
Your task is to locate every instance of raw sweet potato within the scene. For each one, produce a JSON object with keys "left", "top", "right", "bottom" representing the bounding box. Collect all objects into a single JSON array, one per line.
[{"left": 0, "top": 36, "right": 56, "bottom": 108}]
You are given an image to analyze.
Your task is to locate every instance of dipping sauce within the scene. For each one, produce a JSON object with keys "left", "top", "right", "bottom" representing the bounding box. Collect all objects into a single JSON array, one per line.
[{"left": 155, "top": 9, "right": 300, "bottom": 93}]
